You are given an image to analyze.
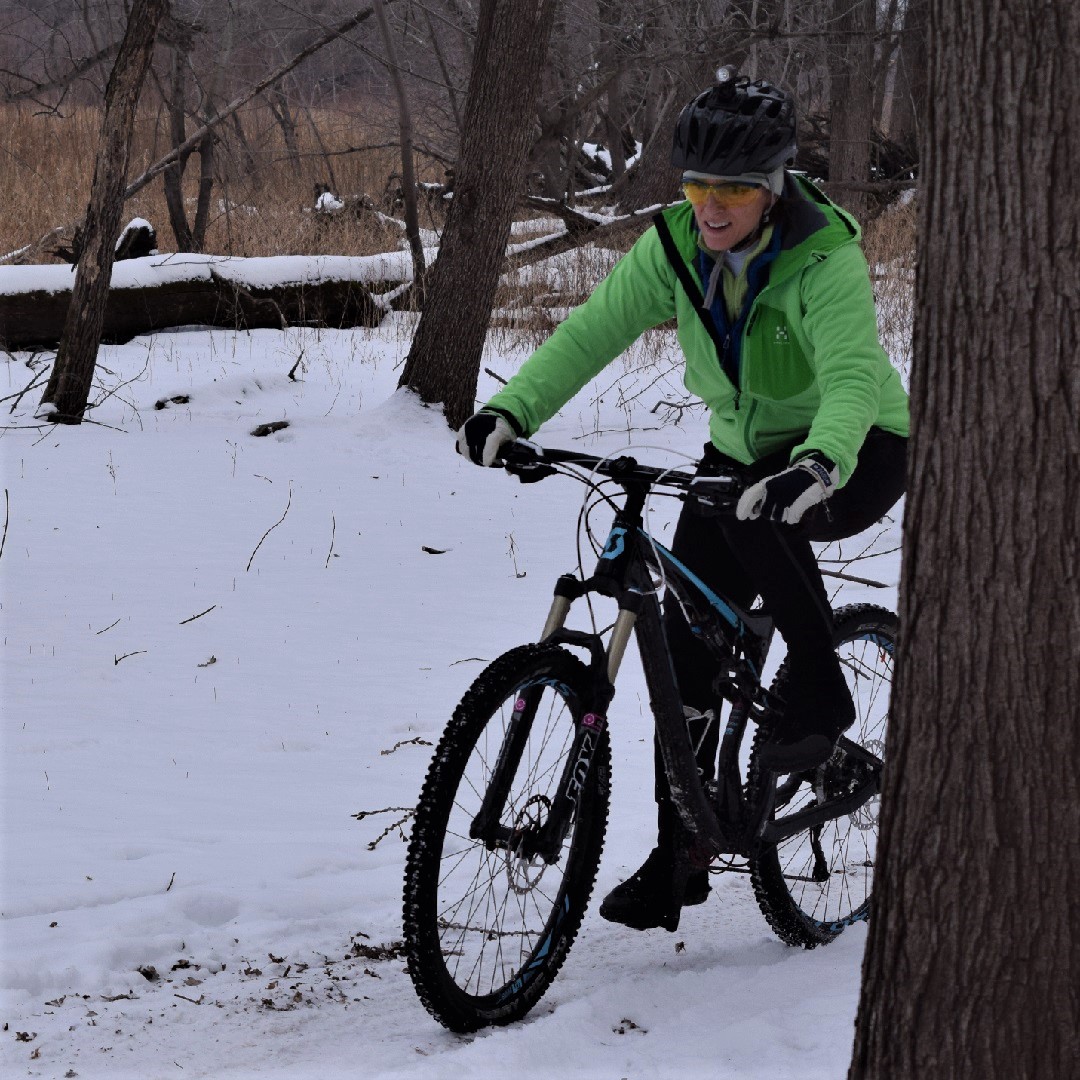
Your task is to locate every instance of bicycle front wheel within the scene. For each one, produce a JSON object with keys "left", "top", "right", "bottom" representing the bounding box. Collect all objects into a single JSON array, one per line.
[
  {"left": 747, "top": 603, "right": 896, "bottom": 948},
  {"left": 402, "top": 643, "right": 610, "bottom": 1031}
]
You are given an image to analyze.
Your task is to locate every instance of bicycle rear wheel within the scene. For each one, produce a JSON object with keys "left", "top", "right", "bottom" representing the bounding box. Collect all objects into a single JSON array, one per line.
[
  {"left": 747, "top": 603, "right": 896, "bottom": 948},
  {"left": 402, "top": 643, "right": 609, "bottom": 1031}
]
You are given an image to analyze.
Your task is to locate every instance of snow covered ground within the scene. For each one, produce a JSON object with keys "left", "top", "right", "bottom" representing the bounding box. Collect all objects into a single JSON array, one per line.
[{"left": 1, "top": 300, "right": 902, "bottom": 1079}]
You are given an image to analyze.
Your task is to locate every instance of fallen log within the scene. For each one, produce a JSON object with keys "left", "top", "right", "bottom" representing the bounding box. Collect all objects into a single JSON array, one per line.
[
  {"left": 506, "top": 196, "right": 671, "bottom": 271},
  {"left": 0, "top": 254, "right": 397, "bottom": 351}
]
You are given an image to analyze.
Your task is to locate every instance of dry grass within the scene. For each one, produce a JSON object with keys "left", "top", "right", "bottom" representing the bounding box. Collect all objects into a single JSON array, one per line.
[
  {"left": 1, "top": 100, "right": 916, "bottom": 384},
  {"left": 0, "top": 100, "right": 443, "bottom": 261},
  {"left": 862, "top": 195, "right": 917, "bottom": 372}
]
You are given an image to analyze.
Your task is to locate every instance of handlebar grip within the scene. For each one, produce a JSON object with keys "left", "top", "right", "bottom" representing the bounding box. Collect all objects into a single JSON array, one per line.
[{"left": 499, "top": 440, "right": 557, "bottom": 482}]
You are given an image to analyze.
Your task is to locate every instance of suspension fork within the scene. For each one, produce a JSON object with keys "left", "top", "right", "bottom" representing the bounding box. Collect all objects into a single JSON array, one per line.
[
  {"left": 470, "top": 575, "right": 638, "bottom": 862},
  {"left": 523, "top": 580, "right": 640, "bottom": 861}
]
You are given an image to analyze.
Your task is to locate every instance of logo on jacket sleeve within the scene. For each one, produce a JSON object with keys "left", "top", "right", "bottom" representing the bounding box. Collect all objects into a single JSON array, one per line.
[{"left": 774, "top": 323, "right": 790, "bottom": 345}]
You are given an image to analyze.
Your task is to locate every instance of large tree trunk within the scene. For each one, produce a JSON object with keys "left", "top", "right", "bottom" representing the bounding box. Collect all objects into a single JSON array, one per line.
[
  {"left": 849, "top": 1, "right": 1080, "bottom": 1077},
  {"left": 397, "top": 0, "right": 559, "bottom": 430},
  {"left": 37, "top": 0, "right": 168, "bottom": 424},
  {"left": 826, "top": 0, "right": 876, "bottom": 221},
  {"left": 888, "top": 0, "right": 928, "bottom": 162}
]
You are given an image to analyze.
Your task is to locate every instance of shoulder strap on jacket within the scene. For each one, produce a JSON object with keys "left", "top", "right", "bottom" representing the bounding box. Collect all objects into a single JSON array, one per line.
[{"left": 652, "top": 212, "right": 726, "bottom": 354}]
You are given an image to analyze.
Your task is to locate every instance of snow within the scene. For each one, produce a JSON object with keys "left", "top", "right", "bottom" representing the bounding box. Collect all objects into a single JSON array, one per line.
[
  {"left": 0, "top": 251, "right": 435, "bottom": 298},
  {"left": 315, "top": 192, "right": 346, "bottom": 214},
  {"left": 1, "top": 296, "right": 903, "bottom": 1077}
]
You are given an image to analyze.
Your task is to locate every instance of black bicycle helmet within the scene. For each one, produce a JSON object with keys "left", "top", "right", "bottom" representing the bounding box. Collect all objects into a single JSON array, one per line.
[{"left": 672, "top": 66, "right": 796, "bottom": 175}]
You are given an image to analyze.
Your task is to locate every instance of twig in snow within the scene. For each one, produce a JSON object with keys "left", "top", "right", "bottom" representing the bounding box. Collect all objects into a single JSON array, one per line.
[
  {"left": 95, "top": 618, "right": 121, "bottom": 635},
  {"left": 483, "top": 366, "right": 508, "bottom": 386},
  {"left": 0, "top": 488, "right": 8, "bottom": 562},
  {"left": 365, "top": 811, "right": 415, "bottom": 850},
  {"left": 325, "top": 514, "right": 337, "bottom": 568},
  {"left": 288, "top": 349, "right": 306, "bottom": 381},
  {"left": 179, "top": 605, "right": 217, "bottom": 625},
  {"left": 380, "top": 737, "right": 432, "bottom": 755},
  {"left": 2, "top": 371, "right": 50, "bottom": 412},
  {"left": 351, "top": 806, "right": 414, "bottom": 821},
  {"left": 246, "top": 483, "right": 293, "bottom": 571},
  {"left": 351, "top": 806, "right": 416, "bottom": 850},
  {"left": 114, "top": 650, "right": 147, "bottom": 665},
  {"left": 88, "top": 354, "right": 150, "bottom": 424}
]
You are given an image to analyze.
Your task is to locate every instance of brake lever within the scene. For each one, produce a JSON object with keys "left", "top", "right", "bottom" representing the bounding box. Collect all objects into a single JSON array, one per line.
[
  {"left": 499, "top": 441, "right": 557, "bottom": 483},
  {"left": 504, "top": 459, "right": 557, "bottom": 483},
  {"left": 687, "top": 473, "right": 743, "bottom": 514}
]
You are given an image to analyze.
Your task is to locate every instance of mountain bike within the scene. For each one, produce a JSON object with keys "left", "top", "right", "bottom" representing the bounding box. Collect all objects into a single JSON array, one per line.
[{"left": 402, "top": 441, "right": 896, "bottom": 1032}]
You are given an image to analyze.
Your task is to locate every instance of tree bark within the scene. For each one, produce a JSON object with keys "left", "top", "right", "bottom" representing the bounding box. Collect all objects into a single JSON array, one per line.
[
  {"left": 849, "top": 1, "right": 1080, "bottom": 1077},
  {"left": 163, "top": 43, "right": 194, "bottom": 252},
  {"left": 37, "top": 0, "right": 168, "bottom": 424},
  {"left": 826, "top": 0, "right": 876, "bottom": 221},
  {"left": 373, "top": 0, "right": 426, "bottom": 290},
  {"left": 888, "top": 0, "right": 928, "bottom": 162},
  {"left": 397, "top": 0, "right": 559, "bottom": 430}
]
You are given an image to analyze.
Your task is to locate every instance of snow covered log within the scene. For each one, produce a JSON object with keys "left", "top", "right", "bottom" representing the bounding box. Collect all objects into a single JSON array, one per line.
[{"left": 0, "top": 254, "right": 398, "bottom": 350}]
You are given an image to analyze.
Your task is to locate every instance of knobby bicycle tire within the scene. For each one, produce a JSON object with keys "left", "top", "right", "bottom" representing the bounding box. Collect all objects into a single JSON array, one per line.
[
  {"left": 402, "top": 643, "right": 610, "bottom": 1031},
  {"left": 746, "top": 603, "right": 897, "bottom": 948}
]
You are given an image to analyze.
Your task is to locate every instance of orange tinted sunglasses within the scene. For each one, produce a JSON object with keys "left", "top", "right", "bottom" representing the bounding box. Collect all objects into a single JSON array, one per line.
[{"left": 682, "top": 180, "right": 764, "bottom": 208}]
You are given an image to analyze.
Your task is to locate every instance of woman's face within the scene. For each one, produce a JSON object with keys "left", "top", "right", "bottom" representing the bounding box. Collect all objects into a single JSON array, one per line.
[{"left": 690, "top": 185, "right": 772, "bottom": 251}]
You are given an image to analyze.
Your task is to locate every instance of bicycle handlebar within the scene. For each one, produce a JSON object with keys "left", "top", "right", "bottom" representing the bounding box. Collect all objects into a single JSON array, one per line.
[{"left": 498, "top": 440, "right": 745, "bottom": 513}]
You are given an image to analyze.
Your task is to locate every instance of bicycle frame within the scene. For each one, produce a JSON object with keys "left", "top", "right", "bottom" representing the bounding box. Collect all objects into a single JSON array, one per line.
[
  {"left": 469, "top": 445, "right": 883, "bottom": 876},
  {"left": 534, "top": 473, "right": 778, "bottom": 863}
]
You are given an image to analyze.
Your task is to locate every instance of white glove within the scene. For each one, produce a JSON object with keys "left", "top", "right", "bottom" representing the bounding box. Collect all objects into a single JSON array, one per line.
[
  {"left": 456, "top": 410, "right": 516, "bottom": 467},
  {"left": 736, "top": 452, "right": 839, "bottom": 524}
]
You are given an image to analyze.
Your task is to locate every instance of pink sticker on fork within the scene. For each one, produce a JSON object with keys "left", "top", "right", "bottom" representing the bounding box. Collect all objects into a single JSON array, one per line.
[
  {"left": 581, "top": 713, "right": 606, "bottom": 731},
  {"left": 514, "top": 698, "right": 528, "bottom": 712}
]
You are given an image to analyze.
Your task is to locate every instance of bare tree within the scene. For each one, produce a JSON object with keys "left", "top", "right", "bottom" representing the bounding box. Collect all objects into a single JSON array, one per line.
[
  {"left": 397, "top": 0, "right": 559, "bottom": 429},
  {"left": 37, "top": 0, "right": 168, "bottom": 424},
  {"left": 849, "top": 0, "right": 1080, "bottom": 1075},
  {"left": 826, "top": 0, "right": 876, "bottom": 220},
  {"left": 888, "top": 0, "right": 928, "bottom": 161},
  {"left": 612, "top": 0, "right": 775, "bottom": 213},
  {"left": 372, "top": 0, "right": 425, "bottom": 287}
]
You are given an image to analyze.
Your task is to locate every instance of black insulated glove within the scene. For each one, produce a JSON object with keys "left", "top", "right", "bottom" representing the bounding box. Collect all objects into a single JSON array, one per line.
[
  {"left": 456, "top": 410, "right": 517, "bottom": 467},
  {"left": 735, "top": 451, "right": 839, "bottom": 524}
]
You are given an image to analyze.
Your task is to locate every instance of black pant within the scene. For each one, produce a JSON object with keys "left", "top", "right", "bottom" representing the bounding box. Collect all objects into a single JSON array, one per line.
[{"left": 654, "top": 428, "right": 907, "bottom": 817}]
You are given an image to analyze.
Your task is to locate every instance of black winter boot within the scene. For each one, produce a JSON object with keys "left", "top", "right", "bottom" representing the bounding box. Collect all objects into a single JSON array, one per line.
[
  {"left": 598, "top": 846, "right": 710, "bottom": 931},
  {"left": 757, "top": 651, "right": 855, "bottom": 772}
]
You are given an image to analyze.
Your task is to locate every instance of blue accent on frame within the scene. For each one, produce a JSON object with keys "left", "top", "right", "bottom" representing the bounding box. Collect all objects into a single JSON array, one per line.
[
  {"left": 643, "top": 532, "right": 741, "bottom": 629},
  {"left": 600, "top": 527, "right": 627, "bottom": 560}
]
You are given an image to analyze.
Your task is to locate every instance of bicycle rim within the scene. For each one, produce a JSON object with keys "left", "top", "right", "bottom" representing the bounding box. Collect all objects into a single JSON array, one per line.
[
  {"left": 403, "top": 645, "right": 608, "bottom": 1030},
  {"left": 749, "top": 605, "right": 896, "bottom": 947}
]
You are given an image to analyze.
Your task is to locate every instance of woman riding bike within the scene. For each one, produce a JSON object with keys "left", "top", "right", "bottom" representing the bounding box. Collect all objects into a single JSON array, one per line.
[{"left": 456, "top": 67, "right": 909, "bottom": 932}]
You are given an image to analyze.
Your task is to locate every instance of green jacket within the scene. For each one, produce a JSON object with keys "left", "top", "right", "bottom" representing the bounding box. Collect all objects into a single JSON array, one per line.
[{"left": 486, "top": 175, "right": 909, "bottom": 485}]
